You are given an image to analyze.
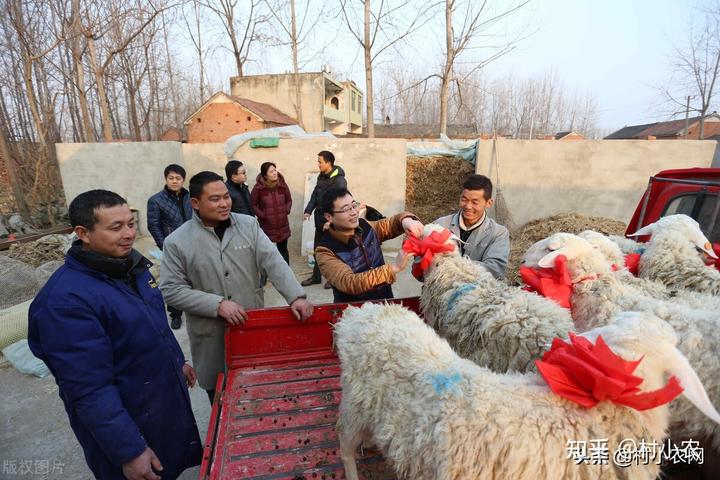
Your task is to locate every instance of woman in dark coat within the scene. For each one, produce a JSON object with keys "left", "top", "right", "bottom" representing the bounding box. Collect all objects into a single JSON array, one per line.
[{"left": 251, "top": 162, "right": 292, "bottom": 263}]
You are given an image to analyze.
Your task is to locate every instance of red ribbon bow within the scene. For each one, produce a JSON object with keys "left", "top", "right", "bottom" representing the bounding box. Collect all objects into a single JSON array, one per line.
[
  {"left": 519, "top": 255, "right": 573, "bottom": 309},
  {"left": 623, "top": 253, "right": 642, "bottom": 276},
  {"left": 712, "top": 243, "right": 720, "bottom": 271},
  {"left": 535, "top": 333, "right": 683, "bottom": 410},
  {"left": 402, "top": 230, "right": 456, "bottom": 280}
]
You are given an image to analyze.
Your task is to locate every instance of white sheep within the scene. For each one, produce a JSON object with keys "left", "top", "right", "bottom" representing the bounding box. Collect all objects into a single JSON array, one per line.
[
  {"left": 336, "top": 302, "right": 720, "bottom": 480},
  {"left": 418, "top": 224, "right": 573, "bottom": 373},
  {"left": 630, "top": 214, "right": 720, "bottom": 295},
  {"left": 523, "top": 232, "right": 720, "bottom": 468},
  {"left": 608, "top": 234, "right": 643, "bottom": 255},
  {"left": 577, "top": 230, "right": 670, "bottom": 300}
]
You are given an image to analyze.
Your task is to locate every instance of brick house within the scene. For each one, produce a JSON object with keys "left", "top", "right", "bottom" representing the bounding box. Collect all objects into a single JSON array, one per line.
[
  {"left": 230, "top": 71, "right": 363, "bottom": 135},
  {"left": 159, "top": 126, "right": 185, "bottom": 142},
  {"left": 605, "top": 112, "right": 720, "bottom": 140},
  {"left": 183, "top": 92, "right": 297, "bottom": 144}
]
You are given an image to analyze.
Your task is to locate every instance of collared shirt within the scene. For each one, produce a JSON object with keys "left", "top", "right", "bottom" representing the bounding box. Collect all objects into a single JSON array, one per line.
[
  {"left": 458, "top": 211, "right": 486, "bottom": 252},
  {"left": 433, "top": 211, "right": 510, "bottom": 279}
]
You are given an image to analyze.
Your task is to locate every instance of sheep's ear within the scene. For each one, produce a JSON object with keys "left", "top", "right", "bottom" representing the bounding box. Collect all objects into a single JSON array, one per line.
[
  {"left": 628, "top": 224, "right": 655, "bottom": 237},
  {"left": 668, "top": 347, "right": 720, "bottom": 424},
  {"left": 538, "top": 248, "right": 566, "bottom": 268},
  {"left": 696, "top": 239, "right": 718, "bottom": 259}
]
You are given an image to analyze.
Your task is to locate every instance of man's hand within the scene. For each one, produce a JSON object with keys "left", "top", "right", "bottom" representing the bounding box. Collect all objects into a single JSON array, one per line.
[
  {"left": 182, "top": 363, "right": 197, "bottom": 388},
  {"left": 122, "top": 447, "right": 162, "bottom": 480},
  {"left": 391, "top": 249, "right": 411, "bottom": 274},
  {"left": 217, "top": 300, "right": 248, "bottom": 326},
  {"left": 290, "top": 298, "right": 314, "bottom": 321},
  {"left": 303, "top": 213, "right": 311, "bottom": 221},
  {"left": 401, "top": 217, "right": 424, "bottom": 238}
]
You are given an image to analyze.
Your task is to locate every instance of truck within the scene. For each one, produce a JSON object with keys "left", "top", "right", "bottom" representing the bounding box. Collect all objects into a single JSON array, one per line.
[
  {"left": 199, "top": 297, "right": 420, "bottom": 479},
  {"left": 626, "top": 167, "right": 720, "bottom": 243},
  {"left": 200, "top": 167, "right": 720, "bottom": 480}
]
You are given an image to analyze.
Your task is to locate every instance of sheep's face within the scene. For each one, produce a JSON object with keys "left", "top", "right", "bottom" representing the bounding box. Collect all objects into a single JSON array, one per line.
[
  {"left": 578, "top": 230, "right": 624, "bottom": 266},
  {"left": 581, "top": 311, "right": 720, "bottom": 426},
  {"left": 522, "top": 233, "right": 612, "bottom": 279},
  {"left": 629, "top": 214, "right": 717, "bottom": 261},
  {"left": 407, "top": 224, "right": 459, "bottom": 278}
]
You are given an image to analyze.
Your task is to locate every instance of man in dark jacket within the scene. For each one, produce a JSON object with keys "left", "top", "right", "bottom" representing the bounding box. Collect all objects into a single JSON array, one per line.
[
  {"left": 302, "top": 150, "right": 347, "bottom": 287},
  {"left": 147, "top": 164, "right": 192, "bottom": 329},
  {"left": 315, "top": 187, "right": 423, "bottom": 302},
  {"left": 225, "top": 159, "right": 254, "bottom": 216},
  {"left": 28, "top": 190, "right": 202, "bottom": 480}
]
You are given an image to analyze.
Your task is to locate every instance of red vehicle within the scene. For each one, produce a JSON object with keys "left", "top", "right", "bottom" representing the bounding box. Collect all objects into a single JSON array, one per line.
[
  {"left": 199, "top": 298, "right": 419, "bottom": 480},
  {"left": 626, "top": 167, "right": 720, "bottom": 242}
]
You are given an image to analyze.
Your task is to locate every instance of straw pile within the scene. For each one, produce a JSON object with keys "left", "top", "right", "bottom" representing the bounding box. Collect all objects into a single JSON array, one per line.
[
  {"left": 6, "top": 234, "right": 70, "bottom": 267},
  {"left": 506, "top": 213, "right": 627, "bottom": 285},
  {"left": 406, "top": 156, "right": 474, "bottom": 223}
]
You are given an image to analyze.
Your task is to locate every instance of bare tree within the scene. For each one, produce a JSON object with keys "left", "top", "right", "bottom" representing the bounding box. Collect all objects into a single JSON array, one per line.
[
  {"left": 660, "top": 8, "right": 720, "bottom": 139},
  {"left": 264, "top": 0, "right": 326, "bottom": 129},
  {"left": 80, "top": 1, "right": 167, "bottom": 141},
  {"left": 182, "top": 0, "right": 210, "bottom": 103},
  {"left": 201, "top": 0, "right": 269, "bottom": 77},
  {"left": 438, "top": 0, "right": 531, "bottom": 134},
  {"left": 339, "top": 0, "right": 437, "bottom": 137}
]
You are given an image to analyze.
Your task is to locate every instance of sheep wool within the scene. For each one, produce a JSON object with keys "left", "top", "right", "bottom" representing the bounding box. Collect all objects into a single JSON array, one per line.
[
  {"left": 335, "top": 303, "right": 718, "bottom": 480},
  {"left": 577, "top": 230, "right": 669, "bottom": 300},
  {"left": 633, "top": 214, "right": 720, "bottom": 295},
  {"left": 419, "top": 225, "right": 573, "bottom": 373},
  {"left": 524, "top": 232, "right": 720, "bottom": 468}
]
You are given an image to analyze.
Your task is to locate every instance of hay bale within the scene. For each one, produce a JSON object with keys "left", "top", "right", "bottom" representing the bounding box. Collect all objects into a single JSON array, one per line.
[
  {"left": 406, "top": 156, "right": 475, "bottom": 223},
  {"left": 506, "top": 212, "right": 627, "bottom": 285},
  {"left": 7, "top": 233, "right": 70, "bottom": 267}
]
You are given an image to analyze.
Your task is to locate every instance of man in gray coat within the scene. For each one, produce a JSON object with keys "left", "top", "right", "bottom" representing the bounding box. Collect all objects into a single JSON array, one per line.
[
  {"left": 160, "top": 171, "right": 314, "bottom": 403},
  {"left": 433, "top": 174, "right": 510, "bottom": 279}
]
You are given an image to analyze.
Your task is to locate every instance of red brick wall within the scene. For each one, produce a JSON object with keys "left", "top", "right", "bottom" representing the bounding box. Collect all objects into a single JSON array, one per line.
[
  {"left": 678, "top": 122, "right": 720, "bottom": 140},
  {"left": 186, "top": 103, "right": 266, "bottom": 143},
  {"left": 160, "top": 129, "right": 182, "bottom": 141}
]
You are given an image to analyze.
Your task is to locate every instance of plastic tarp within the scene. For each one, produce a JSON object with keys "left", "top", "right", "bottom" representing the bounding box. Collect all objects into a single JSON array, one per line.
[
  {"left": 406, "top": 134, "right": 477, "bottom": 164},
  {"left": 2, "top": 340, "right": 50, "bottom": 378},
  {"left": 224, "top": 125, "right": 337, "bottom": 158}
]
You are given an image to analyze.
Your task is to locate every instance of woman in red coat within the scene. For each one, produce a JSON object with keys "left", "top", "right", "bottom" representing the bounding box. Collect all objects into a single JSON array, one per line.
[{"left": 251, "top": 162, "right": 292, "bottom": 263}]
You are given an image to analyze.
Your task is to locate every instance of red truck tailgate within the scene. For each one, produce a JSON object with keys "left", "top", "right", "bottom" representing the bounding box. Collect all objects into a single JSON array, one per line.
[{"left": 200, "top": 297, "right": 420, "bottom": 480}]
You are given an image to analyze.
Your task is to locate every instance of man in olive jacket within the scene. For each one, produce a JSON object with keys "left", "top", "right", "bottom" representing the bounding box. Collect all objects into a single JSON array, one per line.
[{"left": 160, "top": 172, "right": 314, "bottom": 403}]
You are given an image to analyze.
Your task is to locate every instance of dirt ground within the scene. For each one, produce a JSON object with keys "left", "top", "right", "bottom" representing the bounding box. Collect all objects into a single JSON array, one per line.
[{"left": 0, "top": 235, "right": 421, "bottom": 480}]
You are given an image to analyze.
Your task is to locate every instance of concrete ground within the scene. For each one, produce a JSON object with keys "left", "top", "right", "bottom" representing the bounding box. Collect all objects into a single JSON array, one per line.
[{"left": 0, "top": 235, "right": 421, "bottom": 480}]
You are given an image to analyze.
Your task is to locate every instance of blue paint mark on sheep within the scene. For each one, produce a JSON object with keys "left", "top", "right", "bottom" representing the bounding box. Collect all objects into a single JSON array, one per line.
[
  {"left": 447, "top": 284, "right": 476, "bottom": 311},
  {"left": 634, "top": 246, "right": 646, "bottom": 254},
  {"left": 429, "top": 371, "right": 462, "bottom": 395}
]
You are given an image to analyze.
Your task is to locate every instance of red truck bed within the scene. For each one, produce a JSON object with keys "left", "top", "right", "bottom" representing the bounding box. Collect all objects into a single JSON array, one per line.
[{"left": 200, "top": 297, "right": 420, "bottom": 480}]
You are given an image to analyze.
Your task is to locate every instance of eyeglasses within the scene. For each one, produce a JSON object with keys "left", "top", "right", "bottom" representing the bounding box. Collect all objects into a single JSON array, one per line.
[{"left": 332, "top": 201, "right": 360, "bottom": 214}]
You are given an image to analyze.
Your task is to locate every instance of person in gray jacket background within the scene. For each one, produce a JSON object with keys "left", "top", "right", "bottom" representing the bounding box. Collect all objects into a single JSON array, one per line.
[
  {"left": 160, "top": 171, "right": 314, "bottom": 403},
  {"left": 433, "top": 174, "right": 510, "bottom": 279}
]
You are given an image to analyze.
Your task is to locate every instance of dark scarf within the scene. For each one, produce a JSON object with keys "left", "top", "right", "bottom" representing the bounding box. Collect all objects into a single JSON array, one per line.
[{"left": 68, "top": 240, "right": 150, "bottom": 291}]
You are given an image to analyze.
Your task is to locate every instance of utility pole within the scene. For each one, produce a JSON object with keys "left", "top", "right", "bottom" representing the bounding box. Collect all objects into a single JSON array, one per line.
[{"left": 684, "top": 95, "right": 691, "bottom": 138}]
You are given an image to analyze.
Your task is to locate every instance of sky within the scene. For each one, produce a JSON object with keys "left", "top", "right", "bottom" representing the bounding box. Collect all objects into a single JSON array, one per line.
[
  {"left": 489, "top": 0, "right": 700, "bottom": 132},
  {"left": 196, "top": 0, "right": 707, "bottom": 134}
]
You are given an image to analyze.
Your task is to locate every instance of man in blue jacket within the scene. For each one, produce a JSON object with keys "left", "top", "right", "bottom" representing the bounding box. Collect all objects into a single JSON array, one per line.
[
  {"left": 29, "top": 189, "right": 202, "bottom": 480},
  {"left": 147, "top": 164, "right": 192, "bottom": 329}
]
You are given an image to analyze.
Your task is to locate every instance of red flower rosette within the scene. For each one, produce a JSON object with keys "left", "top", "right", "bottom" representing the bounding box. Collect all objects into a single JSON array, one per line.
[
  {"left": 623, "top": 253, "right": 641, "bottom": 276},
  {"left": 519, "top": 254, "right": 573, "bottom": 309},
  {"left": 535, "top": 333, "right": 683, "bottom": 410},
  {"left": 402, "top": 230, "right": 456, "bottom": 281}
]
